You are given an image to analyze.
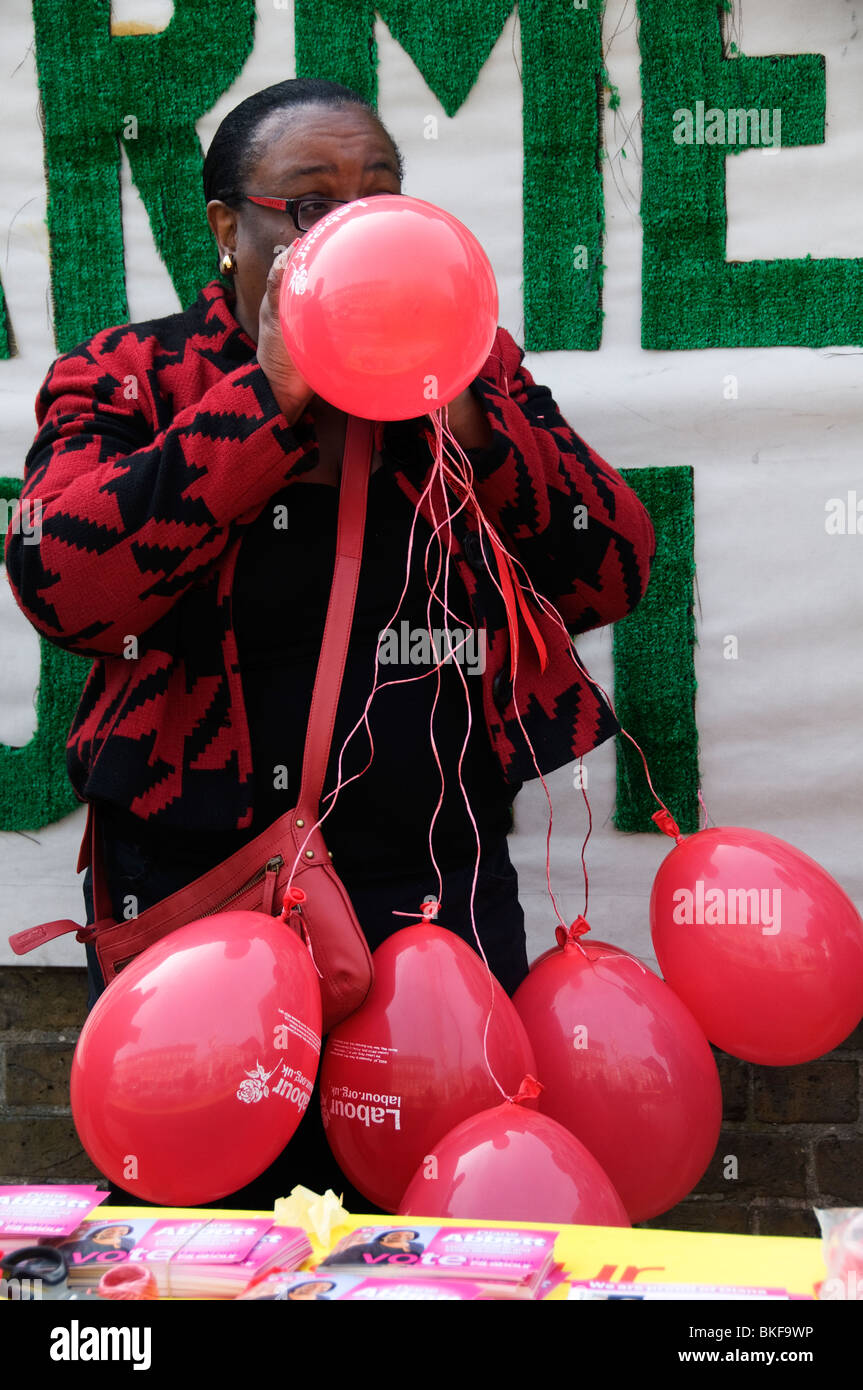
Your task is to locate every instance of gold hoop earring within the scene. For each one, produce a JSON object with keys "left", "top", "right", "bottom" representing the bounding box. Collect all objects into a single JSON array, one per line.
[{"left": 220, "top": 252, "right": 235, "bottom": 274}]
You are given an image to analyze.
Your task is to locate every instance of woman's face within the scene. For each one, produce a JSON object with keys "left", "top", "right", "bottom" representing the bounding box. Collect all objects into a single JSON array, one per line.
[
  {"left": 91, "top": 1226, "right": 131, "bottom": 1247},
  {"left": 208, "top": 102, "right": 402, "bottom": 341},
  {"left": 381, "top": 1231, "right": 415, "bottom": 1251}
]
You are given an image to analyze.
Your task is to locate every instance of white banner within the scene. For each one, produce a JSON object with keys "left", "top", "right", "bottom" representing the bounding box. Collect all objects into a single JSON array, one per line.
[{"left": 1, "top": 0, "right": 861, "bottom": 968}]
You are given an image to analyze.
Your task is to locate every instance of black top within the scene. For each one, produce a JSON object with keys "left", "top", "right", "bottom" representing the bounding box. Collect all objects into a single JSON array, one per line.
[{"left": 229, "top": 465, "right": 516, "bottom": 878}]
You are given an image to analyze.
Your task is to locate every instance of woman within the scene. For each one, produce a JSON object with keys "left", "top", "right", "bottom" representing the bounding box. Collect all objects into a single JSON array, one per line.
[
  {"left": 5, "top": 78, "right": 655, "bottom": 1210},
  {"left": 322, "top": 1228, "right": 424, "bottom": 1266}
]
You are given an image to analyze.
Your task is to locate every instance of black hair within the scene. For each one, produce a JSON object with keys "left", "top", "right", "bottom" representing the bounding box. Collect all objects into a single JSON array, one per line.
[{"left": 202, "top": 77, "right": 404, "bottom": 207}]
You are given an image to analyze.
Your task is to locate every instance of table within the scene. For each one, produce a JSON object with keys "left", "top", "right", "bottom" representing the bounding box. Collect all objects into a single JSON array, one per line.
[{"left": 97, "top": 1207, "right": 827, "bottom": 1299}]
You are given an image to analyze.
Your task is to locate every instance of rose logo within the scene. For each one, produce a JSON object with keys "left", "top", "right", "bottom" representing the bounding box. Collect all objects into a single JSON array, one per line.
[
  {"left": 290, "top": 264, "right": 309, "bottom": 296},
  {"left": 236, "top": 1060, "right": 278, "bottom": 1104}
]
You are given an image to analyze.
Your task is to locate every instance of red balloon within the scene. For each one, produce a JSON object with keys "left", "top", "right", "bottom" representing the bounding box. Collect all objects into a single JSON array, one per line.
[
  {"left": 651, "top": 826, "right": 863, "bottom": 1065},
  {"left": 278, "top": 195, "right": 499, "bottom": 419},
  {"left": 320, "top": 923, "right": 536, "bottom": 1210},
  {"left": 71, "top": 911, "right": 322, "bottom": 1205},
  {"left": 399, "top": 1100, "right": 629, "bottom": 1226},
  {"left": 513, "top": 927, "right": 721, "bottom": 1222}
]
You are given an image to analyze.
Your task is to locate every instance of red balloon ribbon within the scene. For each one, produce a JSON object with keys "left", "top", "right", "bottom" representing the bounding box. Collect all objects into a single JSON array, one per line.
[
  {"left": 280, "top": 887, "right": 323, "bottom": 979},
  {"left": 554, "top": 916, "right": 592, "bottom": 949},
  {"left": 485, "top": 526, "right": 548, "bottom": 678},
  {"left": 651, "top": 808, "right": 683, "bottom": 843},
  {"left": 509, "top": 1073, "right": 544, "bottom": 1105}
]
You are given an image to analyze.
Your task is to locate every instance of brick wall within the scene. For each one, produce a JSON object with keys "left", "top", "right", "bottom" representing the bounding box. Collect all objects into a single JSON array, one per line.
[
  {"left": 0, "top": 967, "right": 101, "bottom": 1185},
  {"left": 641, "top": 1027, "right": 863, "bottom": 1238},
  {"left": 1, "top": 964, "right": 860, "bottom": 1233}
]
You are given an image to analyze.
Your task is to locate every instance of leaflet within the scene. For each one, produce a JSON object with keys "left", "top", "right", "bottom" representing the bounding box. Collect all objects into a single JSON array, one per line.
[
  {"left": 129, "top": 1219, "right": 273, "bottom": 1265},
  {"left": 568, "top": 1280, "right": 799, "bottom": 1301},
  {"left": 0, "top": 1184, "right": 108, "bottom": 1240},
  {"left": 319, "top": 1224, "right": 558, "bottom": 1293},
  {"left": 44, "top": 1215, "right": 312, "bottom": 1297},
  {"left": 240, "top": 1269, "right": 523, "bottom": 1300}
]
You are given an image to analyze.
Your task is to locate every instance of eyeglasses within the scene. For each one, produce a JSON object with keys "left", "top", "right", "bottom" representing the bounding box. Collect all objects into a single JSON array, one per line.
[{"left": 235, "top": 192, "right": 399, "bottom": 231}]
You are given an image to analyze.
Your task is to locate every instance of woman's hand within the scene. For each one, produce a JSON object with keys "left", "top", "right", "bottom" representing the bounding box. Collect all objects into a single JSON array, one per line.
[
  {"left": 444, "top": 385, "right": 493, "bottom": 451},
  {"left": 256, "top": 248, "right": 315, "bottom": 423}
]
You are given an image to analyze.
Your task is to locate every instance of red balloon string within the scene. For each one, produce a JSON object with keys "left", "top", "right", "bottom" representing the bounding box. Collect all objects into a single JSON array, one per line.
[
  {"left": 424, "top": 421, "right": 508, "bottom": 1101},
  {"left": 433, "top": 426, "right": 681, "bottom": 864},
  {"left": 433, "top": 415, "right": 568, "bottom": 929},
  {"left": 278, "top": 408, "right": 514, "bottom": 1102},
  {"left": 280, "top": 397, "right": 680, "bottom": 1105},
  {"left": 577, "top": 755, "right": 592, "bottom": 919},
  {"left": 281, "top": 423, "right": 476, "bottom": 889},
  {"left": 430, "top": 405, "right": 685, "bottom": 981}
]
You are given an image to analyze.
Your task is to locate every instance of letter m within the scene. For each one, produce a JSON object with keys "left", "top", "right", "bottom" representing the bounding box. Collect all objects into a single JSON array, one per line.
[
  {"left": 726, "top": 108, "right": 760, "bottom": 145},
  {"left": 294, "top": 0, "right": 606, "bottom": 348},
  {"left": 726, "top": 887, "right": 760, "bottom": 924},
  {"left": 101, "top": 1328, "right": 129, "bottom": 1359}
]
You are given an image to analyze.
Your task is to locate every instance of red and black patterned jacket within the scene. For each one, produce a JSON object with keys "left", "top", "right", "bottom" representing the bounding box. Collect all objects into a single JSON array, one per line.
[{"left": 4, "top": 282, "right": 655, "bottom": 832}]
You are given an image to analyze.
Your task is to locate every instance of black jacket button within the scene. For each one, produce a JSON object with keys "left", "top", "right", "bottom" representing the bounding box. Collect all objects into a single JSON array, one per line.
[
  {"left": 462, "top": 530, "right": 486, "bottom": 572},
  {"left": 493, "top": 668, "right": 513, "bottom": 712}
]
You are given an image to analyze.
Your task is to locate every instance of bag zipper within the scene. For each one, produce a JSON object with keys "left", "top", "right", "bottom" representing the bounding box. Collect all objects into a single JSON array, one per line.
[
  {"left": 200, "top": 855, "right": 284, "bottom": 917},
  {"left": 107, "top": 854, "right": 287, "bottom": 979}
]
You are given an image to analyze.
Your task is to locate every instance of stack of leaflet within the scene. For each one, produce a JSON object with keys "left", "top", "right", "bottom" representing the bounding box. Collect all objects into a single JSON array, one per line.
[
  {"left": 239, "top": 1269, "right": 506, "bottom": 1300},
  {"left": 567, "top": 1280, "right": 805, "bottom": 1300},
  {"left": 314, "top": 1224, "right": 562, "bottom": 1299},
  {"left": 47, "top": 1216, "right": 311, "bottom": 1297},
  {"left": 48, "top": 1215, "right": 157, "bottom": 1287},
  {"left": 0, "top": 1185, "right": 109, "bottom": 1253}
]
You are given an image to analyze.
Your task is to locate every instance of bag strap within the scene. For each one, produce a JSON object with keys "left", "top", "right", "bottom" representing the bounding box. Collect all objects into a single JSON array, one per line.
[
  {"left": 295, "top": 413, "right": 375, "bottom": 818},
  {"left": 90, "top": 801, "right": 114, "bottom": 922}
]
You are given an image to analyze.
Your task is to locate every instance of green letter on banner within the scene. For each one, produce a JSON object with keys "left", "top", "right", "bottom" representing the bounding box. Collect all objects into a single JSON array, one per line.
[
  {"left": 639, "top": 0, "right": 863, "bottom": 347},
  {"left": 33, "top": 0, "right": 256, "bottom": 352},
  {"left": 0, "top": 277, "right": 11, "bottom": 359},
  {"left": 0, "top": 479, "right": 92, "bottom": 830},
  {"left": 613, "top": 467, "right": 700, "bottom": 834},
  {"left": 295, "top": 0, "right": 605, "bottom": 348}
]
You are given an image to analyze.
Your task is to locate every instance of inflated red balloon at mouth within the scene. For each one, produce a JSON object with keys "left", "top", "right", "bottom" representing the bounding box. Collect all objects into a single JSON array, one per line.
[{"left": 278, "top": 195, "right": 499, "bottom": 420}]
